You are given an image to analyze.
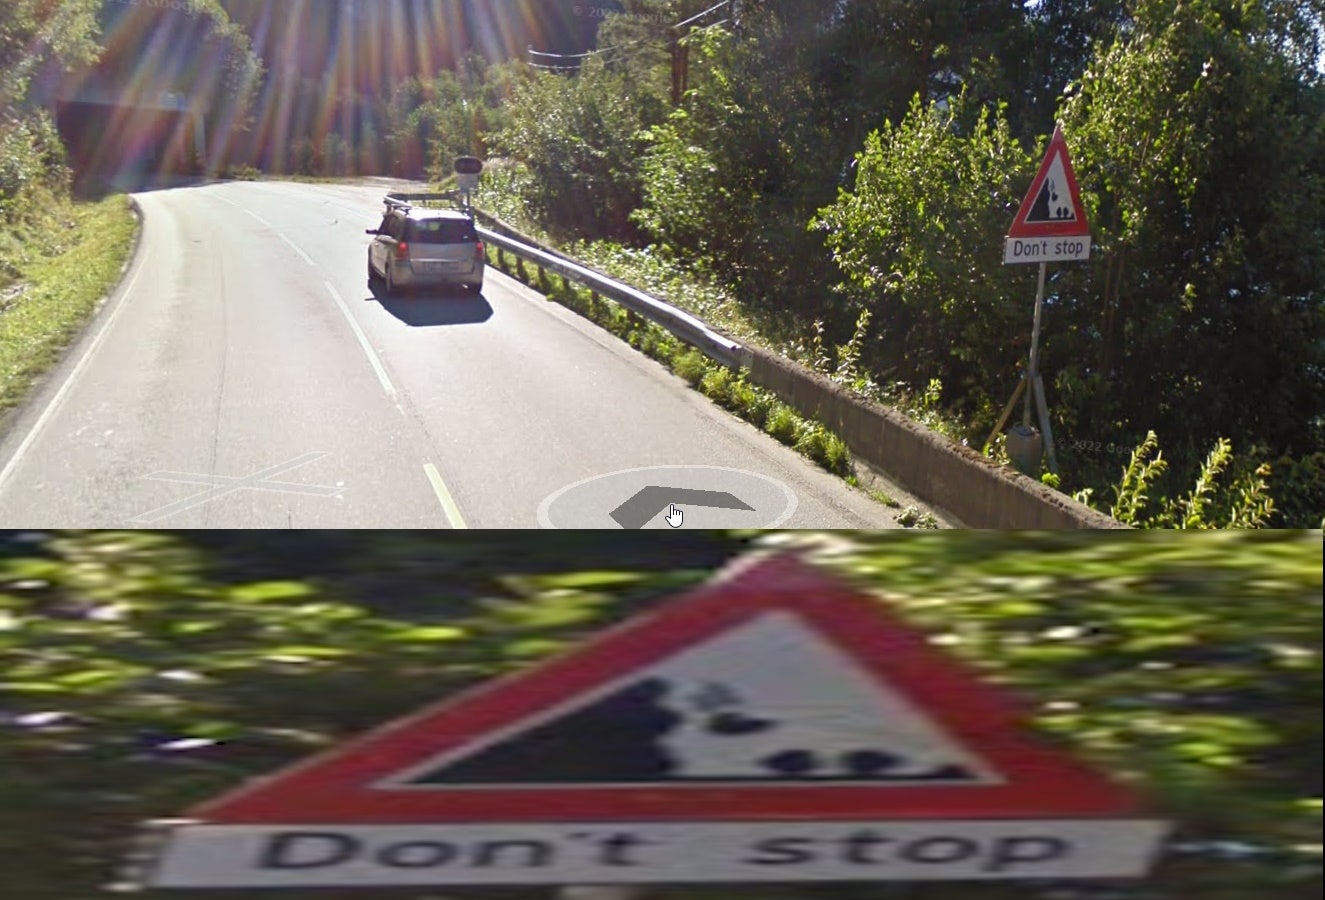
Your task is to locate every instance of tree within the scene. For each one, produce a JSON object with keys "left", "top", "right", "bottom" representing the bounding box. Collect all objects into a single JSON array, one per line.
[
  {"left": 491, "top": 60, "right": 666, "bottom": 240},
  {"left": 797, "top": 0, "right": 1030, "bottom": 161},
  {"left": 86, "top": 1, "right": 263, "bottom": 173},
  {"left": 988, "top": 0, "right": 1130, "bottom": 140},
  {"left": 1052, "top": 0, "right": 1325, "bottom": 480},
  {"left": 0, "top": 0, "right": 102, "bottom": 111},
  {"left": 810, "top": 91, "right": 1036, "bottom": 420}
]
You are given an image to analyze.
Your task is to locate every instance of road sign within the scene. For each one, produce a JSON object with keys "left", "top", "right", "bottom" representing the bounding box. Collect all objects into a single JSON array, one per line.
[
  {"left": 139, "top": 554, "right": 1166, "bottom": 888},
  {"left": 1005, "top": 124, "right": 1090, "bottom": 264},
  {"left": 454, "top": 156, "right": 484, "bottom": 175}
]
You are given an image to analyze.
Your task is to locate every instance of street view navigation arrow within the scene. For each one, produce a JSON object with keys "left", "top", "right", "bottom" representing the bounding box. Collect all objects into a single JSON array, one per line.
[
  {"left": 609, "top": 487, "right": 754, "bottom": 529},
  {"left": 537, "top": 466, "right": 795, "bottom": 528}
]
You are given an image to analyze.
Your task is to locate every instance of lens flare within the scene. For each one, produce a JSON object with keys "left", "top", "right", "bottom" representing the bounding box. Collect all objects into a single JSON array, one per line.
[{"left": 49, "top": 1, "right": 578, "bottom": 184}]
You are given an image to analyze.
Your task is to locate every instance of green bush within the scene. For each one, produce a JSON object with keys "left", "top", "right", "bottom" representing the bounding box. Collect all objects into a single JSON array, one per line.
[
  {"left": 491, "top": 61, "right": 664, "bottom": 241},
  {"left": 222, "top": 163, "right": 260, "bottom": 181},
  {"left": 0, "top": 112, "right": 69, "bottom": 222},
  {"left": 1270, "top": 452, "right": 1325, "bottom": 528},
  {"left": 766, "top": 403, "right": 800, "bottom": 446},
  {"left": 671, "top": 348, "right": 709, "bottom": 386},
  {"left": 794, "top": 424, "right": 852, "bottom": 476},
  {"left": 746, "top": 388, "right": 776, "bottom": 429},
  {"left": 700, "top": 366, "right": 737, "bottom": 409},
  {"left": 896, "top": 504, "right": 941, "bottom": 529},
  {"left": 811, "top": 92, "right": 1034, "bottom": 425},
  {"left": 1088, "top": 431, "right": 1278, "bottom": 529}
]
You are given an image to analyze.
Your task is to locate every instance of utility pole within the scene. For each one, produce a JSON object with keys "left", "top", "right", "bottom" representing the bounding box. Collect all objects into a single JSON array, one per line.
[
  {"left": 670, "top": 33, "right": 681, "bottom": 105},
  {"left": 670, "top": 27, "right": 690, "bottom": 106},
  {"left": 679, "top": 33, "right": 690, "bottom": 100}
]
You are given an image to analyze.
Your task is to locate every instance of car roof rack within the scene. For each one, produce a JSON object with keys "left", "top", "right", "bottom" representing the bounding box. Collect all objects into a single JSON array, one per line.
[{"left": 383, "top": 191, "right": 472, "bottom": 215}]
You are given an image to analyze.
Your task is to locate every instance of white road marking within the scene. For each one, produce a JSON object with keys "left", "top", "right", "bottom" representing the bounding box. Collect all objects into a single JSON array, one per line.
[
  {"left": 323, "top": 281, "right": 396, "bottom": 400},
  {"left": 0, "top": 245, "right": 150, "bottom": 494},
  {"left": 133, "top": 451, "right": 335, "bottom": 524},
  {"left": 423, "top": 462, "right": 467, "bottom": 529},
  {"left": 211, "top": 192, "right": 276, "bottom": 229},
  {"left": 278, "top": 234, "right": 315, "bottom": 266}
]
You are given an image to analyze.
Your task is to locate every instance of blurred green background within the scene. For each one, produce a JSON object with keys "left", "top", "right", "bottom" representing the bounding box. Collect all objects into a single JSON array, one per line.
[{"left": 0, "top": 530, "right": 1319, "bottom": 900}]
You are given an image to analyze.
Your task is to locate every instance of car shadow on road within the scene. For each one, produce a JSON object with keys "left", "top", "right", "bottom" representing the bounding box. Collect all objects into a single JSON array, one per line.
[{"left": 367, "top": 284, "right": 494, "bottom": 326}]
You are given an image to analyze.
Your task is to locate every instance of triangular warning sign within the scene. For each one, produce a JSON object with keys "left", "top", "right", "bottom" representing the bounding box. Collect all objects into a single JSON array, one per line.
[
  {"left": 184, "top": 554, "right": 1144, "bottom": 825},
  {"left": 386, "top": 610, "right": 989, "bottom": 787},
  {"left": 1008, "top": 124, "right": 1090, "bottom": 239}
]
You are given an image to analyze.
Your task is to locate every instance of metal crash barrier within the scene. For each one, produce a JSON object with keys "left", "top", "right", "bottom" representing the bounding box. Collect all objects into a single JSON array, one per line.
[{"left": 473, "top": 222, "right": 749, "bottom": 371}]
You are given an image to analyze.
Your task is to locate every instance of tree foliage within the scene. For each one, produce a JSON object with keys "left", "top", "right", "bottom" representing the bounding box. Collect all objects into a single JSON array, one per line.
[
  {"left": 1053, "top": 0, "right": 1325, "bottom": 469},
  {"left": 633, "top": 25, "right": 828, "bottom": 283},
  {"left": 0, "top": 0, "right": 103, "bottom": 110},
  {"left": 492, "top": 59, "right": 666, "bottom": 240},
  {"left": 811, "top": 92, "right": 1035, "bottom": 417},
  {"left": 477, "top": 0, "right": 1325, "bottom": 521}
]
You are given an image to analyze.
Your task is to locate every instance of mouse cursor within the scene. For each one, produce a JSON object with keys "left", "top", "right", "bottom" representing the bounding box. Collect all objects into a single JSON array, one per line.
[{"left": 664, "top": 504, "right": 684, "bottom": 528}]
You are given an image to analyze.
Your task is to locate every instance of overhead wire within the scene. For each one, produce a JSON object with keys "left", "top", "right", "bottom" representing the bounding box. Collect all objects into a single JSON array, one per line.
[{"left": 528, "top": 1, "right": 733, "bottom": 69}]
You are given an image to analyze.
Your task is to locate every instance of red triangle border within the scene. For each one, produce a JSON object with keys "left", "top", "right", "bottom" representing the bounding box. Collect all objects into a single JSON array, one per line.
[
  {"left": 187, "top": 554, "right": 1144, "bottom": 825},
  {"left": 1007, "top": 124, "right": 1091, "bottom": 239}
]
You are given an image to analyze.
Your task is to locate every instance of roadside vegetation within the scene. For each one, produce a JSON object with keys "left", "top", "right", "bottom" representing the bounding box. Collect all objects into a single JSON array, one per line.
[
  {"left": 429, "top": 1, "right": 1325, "bottom": 527},
  {"left": 0, "top": 195, "right": 137, "bottom": 414},
  {"left": 1, "top": 3, "right": 146, "bottom": 416},
  {"left": 1, "top": 530, "right": 1319, "bottom": 900}
]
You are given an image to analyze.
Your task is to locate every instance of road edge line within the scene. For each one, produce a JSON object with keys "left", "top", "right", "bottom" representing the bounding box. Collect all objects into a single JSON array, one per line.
[
  {"left": 423, "top": 462, "right": 467, "bottom": 529},
  {"left": 0, "top": 195, "right": 149, "bottom": 494},
  {"left": 323, "top": 280, "right": 396, "bottom": 400}
]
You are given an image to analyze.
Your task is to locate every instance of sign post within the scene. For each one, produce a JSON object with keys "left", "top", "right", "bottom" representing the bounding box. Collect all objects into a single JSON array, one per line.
[
  {"left": 454, "top": 156, "right": 483, "bottom": 208},
  {"left": 1004, "top": 123, "right": 1090, "bottom": 476},
  {"left": 129, "top": 553, "right": 1166, "bottom": 892}
]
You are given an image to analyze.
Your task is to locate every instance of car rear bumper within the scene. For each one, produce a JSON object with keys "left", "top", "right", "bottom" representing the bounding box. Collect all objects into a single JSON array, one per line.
[{"left": 395, "top": 262, "right": 483, "bottom": 287}]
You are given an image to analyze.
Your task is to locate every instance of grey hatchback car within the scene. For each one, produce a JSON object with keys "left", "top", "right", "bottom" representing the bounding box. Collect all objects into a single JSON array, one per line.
[{"left": 367, "top": 194, "right": 484, "bottom": 295}]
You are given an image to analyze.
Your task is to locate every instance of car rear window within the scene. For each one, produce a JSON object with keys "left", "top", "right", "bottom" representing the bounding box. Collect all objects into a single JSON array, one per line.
[{"left": 406, "top": 218, "right": 476, "bottom": 243}]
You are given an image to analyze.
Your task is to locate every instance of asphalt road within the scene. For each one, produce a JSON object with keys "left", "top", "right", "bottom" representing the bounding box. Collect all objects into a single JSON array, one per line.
[{"left": 0, "top": 179, "right": 940, "bottom": 528}]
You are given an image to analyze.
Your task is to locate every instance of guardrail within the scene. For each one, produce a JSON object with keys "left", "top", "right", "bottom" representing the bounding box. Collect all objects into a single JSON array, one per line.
[
  {"left": 471, "top": 209, "right": 1125, "bottom": 529},
  {"left": 475, "top": 224, "right": 748, "bottom": 370}
]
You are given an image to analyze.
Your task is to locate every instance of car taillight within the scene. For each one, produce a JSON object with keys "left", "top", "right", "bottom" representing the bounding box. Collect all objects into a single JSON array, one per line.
[
  {"left": 395, "top": 241, "right": 409, "bottom": 261},
  {"left": 475, "top": 241, "right": 485, "bottom": 259}
]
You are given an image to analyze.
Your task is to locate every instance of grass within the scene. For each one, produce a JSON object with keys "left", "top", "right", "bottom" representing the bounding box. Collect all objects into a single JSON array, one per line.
[
  {"left": 868, "top": 488, "right": 901, "bottom": 508},
  {"left": 0, "top": 195, "right": 138, "bottom": 417}
]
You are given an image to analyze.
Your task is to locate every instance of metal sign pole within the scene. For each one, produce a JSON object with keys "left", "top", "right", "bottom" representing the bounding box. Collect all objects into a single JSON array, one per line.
[
  {"left": 1022, "top": 260, "right": 1049, "bottom": 427},
  {"left": 1034, "top": 373, "right": 1059, "bottom": 475}
]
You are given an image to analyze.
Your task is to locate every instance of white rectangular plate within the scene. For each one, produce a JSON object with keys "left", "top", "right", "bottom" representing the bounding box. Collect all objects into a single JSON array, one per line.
[{"left": 147, "top": 819, "right": 1168, "bottom": 887}]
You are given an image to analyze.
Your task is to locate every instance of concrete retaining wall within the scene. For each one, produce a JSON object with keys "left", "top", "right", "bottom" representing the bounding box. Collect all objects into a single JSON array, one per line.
[{"left": 745, "top": 346, "right": 1126, "bottom": 529}]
